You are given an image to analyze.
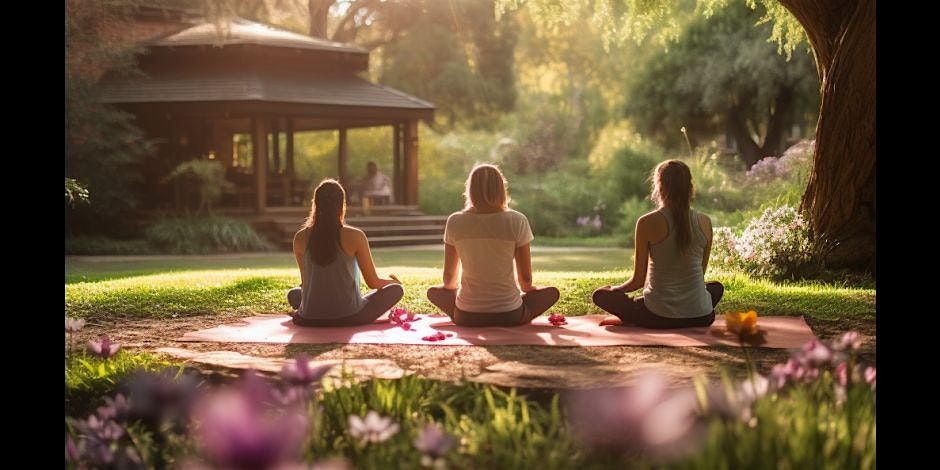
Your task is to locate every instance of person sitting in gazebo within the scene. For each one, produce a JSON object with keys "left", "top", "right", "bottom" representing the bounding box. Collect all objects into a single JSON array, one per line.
[{"left": 357, "top": 161, "right": 393, "bottom": 205}]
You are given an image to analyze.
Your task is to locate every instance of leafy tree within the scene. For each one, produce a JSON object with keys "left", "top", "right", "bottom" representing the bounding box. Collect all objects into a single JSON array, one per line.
[
  {"left": 507, "top": 0, "right": 874, "bottom": 270},
  {"left": 624, "top": 2, "right": 818, "bottom": 167},
  {"left": 66, "top": 0, "right": 159, "bottom": 235}
]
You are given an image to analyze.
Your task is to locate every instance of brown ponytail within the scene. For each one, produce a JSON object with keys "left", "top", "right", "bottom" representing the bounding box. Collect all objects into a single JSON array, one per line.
[
  {"left": 650, "top": 160, "right": 695, "bottom": 255},
  {"left": 303, "top": 179, "right": 347, "bottom": 266}
]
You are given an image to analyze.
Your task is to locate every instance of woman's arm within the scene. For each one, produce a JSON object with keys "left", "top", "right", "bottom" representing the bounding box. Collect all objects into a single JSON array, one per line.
[
  {"left": 293, "top": 229, "right": 308, "bottom": 286},
  {"left": 700, "top": 213, "right": 713, "bottom": 274},
  {"left": 352, "top": 229, "right": 400, "bottom": 289},
  {"left": 442, "top": 243, "right": 460, "bottom": 290},
  {"left": 514, "top": 243, "right": 537, "bottom": 292},
  {"left": 612, "top": 217, "right": 650, "bottom": 293}
]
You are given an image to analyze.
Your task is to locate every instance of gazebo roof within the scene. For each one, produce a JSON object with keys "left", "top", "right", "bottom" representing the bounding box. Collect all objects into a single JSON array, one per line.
[
  {"left": 98, "top": 69, "right": 434, "bottom": 114},
  {"left": 99, "top": 18, "right": 434, "bottom": 120},
  {"left": 149, "top": 18, "right": 368, "bottom": 55}
]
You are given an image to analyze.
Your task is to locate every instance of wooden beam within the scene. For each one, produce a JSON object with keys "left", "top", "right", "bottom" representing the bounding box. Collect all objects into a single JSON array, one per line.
[
  {"left": 338, "top": 128, "right": 348, "bottom": 186},
  {"left": 286, "top": 118, "right": 294, "bottom": 205},
  {"left": 392, "top": 123, "right": 401, "bottom": 204},
  {"left": 404, "top": 120, "right": 418, "bottom": 205},
  {"left": 252, "top": 117, "right": 268, "bottom": 213},
  {"left": 271, "top": 118, "right": 281, "bottom": 174}
]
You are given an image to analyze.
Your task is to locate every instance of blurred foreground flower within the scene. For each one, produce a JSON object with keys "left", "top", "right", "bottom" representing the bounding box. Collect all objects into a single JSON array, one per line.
[
  {"left": 725, "top": 311, "right": 758, "bottom": 336},
  {"left": 194, "top": 372, "right": 308, "bottom": 470},
  {"left": 566, "top": 372, "right": 705, "bottom": 460},
  {"left": 414, "top": 422, "right": 457, "bottom": 462},
  {"left": 348, "top": 410, "right": 399, "bottom": 444},
  {"left": 88, "top": 335, "right": 121, "bottom": 359},
  {"left": 280, "top": 356, "right": 332, "bottom": 388}
]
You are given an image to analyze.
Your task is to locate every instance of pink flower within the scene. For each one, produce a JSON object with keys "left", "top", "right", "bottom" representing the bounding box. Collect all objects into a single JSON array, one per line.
[
  {"left": 87, "top": 335, "right": 121, "bottom": 359},
  {"left": 413, "top": 422, "right": 457, "bottom": 459},
  {"left": 835, "top": 362, "right": 848, "bottom": 386},
  {"left": 865, "top": 366, "right": 876, "bottom": 390},
  {"left": 832, "top": 331, "right": 862, "bottom": 352},
  {"left": 798, "top": 339, "right": 833, "bottom": 367},
  {"left": 422, "top": 331, "right": 448, "bottom": 342},
  {"left": 548, "top": 313, "right": 567, "bottom": 326}
]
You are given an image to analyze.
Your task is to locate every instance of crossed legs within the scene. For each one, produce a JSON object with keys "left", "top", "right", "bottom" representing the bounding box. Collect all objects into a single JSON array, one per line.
[
  {"left": 426, "top": 286, "right": 560, "bottom": 327},
  {"left": 287, "top": 284, "right": 404, "bottom": 327},
  {"left": 591, "top": 281, "right": 724, "bottom": 329}
]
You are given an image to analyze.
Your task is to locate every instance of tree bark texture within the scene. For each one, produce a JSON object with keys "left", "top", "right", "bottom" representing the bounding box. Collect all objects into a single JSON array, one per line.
[{"left": 779, "top": 0, "right": 875, "bottom": 270}]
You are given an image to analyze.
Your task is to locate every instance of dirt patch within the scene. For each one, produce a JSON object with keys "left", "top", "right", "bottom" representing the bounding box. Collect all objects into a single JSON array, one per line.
[{"left": 77, "top": 314, "right": 875, "bottom": 390}]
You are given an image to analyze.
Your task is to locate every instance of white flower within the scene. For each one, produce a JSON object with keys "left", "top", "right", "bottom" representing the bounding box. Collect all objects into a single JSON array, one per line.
[
  {"left": 347, "top": 411, "right": 399, "bottom": 444},
  {"left": 66, "top": 317, "right": 86, "bottom": 333}
]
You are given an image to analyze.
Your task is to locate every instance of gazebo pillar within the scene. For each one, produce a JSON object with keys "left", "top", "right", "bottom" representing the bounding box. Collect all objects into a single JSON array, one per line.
[
  {"left": 392, "top": 123, "right": 402, "bottom": 204},
  {"left": 251, "top": 117, "right": 268, "bottom": 213},
  {"left": 285, "top": 118, "right": 294, "bottom": 205},
  {"left": 338, "top": 128, "right": 348, "bottom": 186},
  {"left": 403, "top": 119, "right": 419, "bottom": 205}
]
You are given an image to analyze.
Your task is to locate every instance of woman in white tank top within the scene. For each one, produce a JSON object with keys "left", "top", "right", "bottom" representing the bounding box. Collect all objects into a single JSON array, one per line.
[
  {"left": 593, "top": 160, "right": 724, "bottom": 329},
  {"left": 426, "top": 164, "right": 560, "bottom": 326}
]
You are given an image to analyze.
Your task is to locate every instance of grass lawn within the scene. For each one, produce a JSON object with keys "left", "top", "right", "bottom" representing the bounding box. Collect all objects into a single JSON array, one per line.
[{"left": 66, "top": 247, "right": 875, "bottom": 322}]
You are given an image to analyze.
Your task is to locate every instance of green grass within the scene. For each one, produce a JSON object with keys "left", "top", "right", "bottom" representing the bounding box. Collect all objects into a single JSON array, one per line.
[
  {"left": 65, "top": 350, "right": 181, "bottom": 417},
  {"left": 66, "top": 248, "right": 874, "bottom": 321}
]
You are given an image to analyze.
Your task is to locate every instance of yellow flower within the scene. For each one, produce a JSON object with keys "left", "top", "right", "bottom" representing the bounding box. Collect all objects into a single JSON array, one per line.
[{"left": 725, "top": 310, "right": 758, "bottom": 336}]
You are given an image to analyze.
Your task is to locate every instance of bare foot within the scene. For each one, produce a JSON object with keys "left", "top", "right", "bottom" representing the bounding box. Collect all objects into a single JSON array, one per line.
[{"left": 599, "top": 316, "right": 623, "bottom": 326}]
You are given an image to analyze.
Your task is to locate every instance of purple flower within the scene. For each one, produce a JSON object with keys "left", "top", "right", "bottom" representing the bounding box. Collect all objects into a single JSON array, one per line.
[
  {"left": 414, "top": 422, "right": 457, "bottom": 459},
  {"left": 592, "top": 215, "right": 603, "bottom": 230},
  {"left": 121, "top": 368, "right": 201, "bottom": 430},
  {"left": 66, "top": 317, "right": 86, "bottom": 333},
  {"left": 566, "top": 372, "right": 705, "bottom": 459},
  {"left": 280, "top": 356, "right": 332, "bottom": 387},
  {"left": 97, "top": 394, "right": 131, "bottom": 422},
  {"left": 195, "top": 375, "right": 308, "bottom": 470},
  {"left": 66, "top": 435, "right": 79, "bottom": 462},
  {"left": 87, "top": 335, "right": 120, "bottom": 359},
  {"left": 348, "top": 411, "right": 400, "bottom": 444}
]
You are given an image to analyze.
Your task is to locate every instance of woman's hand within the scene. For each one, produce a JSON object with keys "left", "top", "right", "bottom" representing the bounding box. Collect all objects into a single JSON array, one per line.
[
  {"left": 377, "top": 275, "right": 402, "bottom": 288},
  {"left": 520, "top": 283, "right": 539, "bottom": 293}
]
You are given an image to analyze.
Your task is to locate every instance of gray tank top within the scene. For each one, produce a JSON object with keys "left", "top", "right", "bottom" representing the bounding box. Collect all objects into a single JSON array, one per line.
[
  {"left": 297, "top": 243, "right": 366, "bottom": 320},
  {"left": 642, "top": 207, "right": 713, "bottom": 318}
]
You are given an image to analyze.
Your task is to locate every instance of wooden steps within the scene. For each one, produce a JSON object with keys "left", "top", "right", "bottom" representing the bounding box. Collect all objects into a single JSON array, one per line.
[{"left": 232, "top": 206, "right": 446, "bottom": 248}]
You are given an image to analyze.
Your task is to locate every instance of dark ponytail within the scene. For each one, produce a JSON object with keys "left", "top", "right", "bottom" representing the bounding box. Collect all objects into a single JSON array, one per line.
[
  {"left": 650, "top": 160, "right": 694, "bottom": 256},
  {"left": 303, "top": 179, "right": 347, "bottom": 266}
]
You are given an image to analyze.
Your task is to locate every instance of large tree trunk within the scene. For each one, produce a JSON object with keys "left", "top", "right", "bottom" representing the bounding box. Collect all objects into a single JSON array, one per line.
[
  {"left": 762, "top": 84, "right": 795, "bottom": 156},
  {"left": 727, "top": 106, "right": 764, "bottom": 168},
  {"left": 778, "top": 0, "right": 875, "bottom": 271}
]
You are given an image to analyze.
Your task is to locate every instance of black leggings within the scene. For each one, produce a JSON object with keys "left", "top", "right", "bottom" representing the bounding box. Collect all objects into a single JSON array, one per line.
[
  {"left": 426, "top": 286, "right": 561, "bottom": 327},
  {"left": 287, "top": 284, "right": 404, "bottom": 327},
  {"left": 592, "top": 282, "right": 724, "bottom": 329}
]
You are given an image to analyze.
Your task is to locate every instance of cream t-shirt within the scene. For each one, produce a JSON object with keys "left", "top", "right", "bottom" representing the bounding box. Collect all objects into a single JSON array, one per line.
[{"left": 444, "top": 209, "right": 535, "bottom": 313}]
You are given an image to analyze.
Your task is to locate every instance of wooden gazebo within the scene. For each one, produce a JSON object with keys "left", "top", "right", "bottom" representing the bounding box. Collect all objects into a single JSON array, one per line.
[{"left": 98, "top": 18, "right": 435, "bottom": 214}]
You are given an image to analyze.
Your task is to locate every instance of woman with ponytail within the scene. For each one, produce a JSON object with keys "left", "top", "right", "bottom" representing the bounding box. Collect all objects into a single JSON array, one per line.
[
  {"left": 287, "top": 179, "right": 403, "bottom": 326},
  {"left": 592, "top": 160, "right": 724, "bottom": 329}
]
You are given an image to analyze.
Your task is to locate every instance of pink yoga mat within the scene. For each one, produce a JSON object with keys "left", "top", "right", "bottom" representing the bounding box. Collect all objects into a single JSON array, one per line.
[{"left": 179, "top": 314, "right": 816, "bottom": 348}]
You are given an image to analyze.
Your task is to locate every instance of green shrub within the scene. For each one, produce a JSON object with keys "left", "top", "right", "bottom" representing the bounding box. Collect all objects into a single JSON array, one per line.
[
  {"left": 66, "top": 235, "right": 153, "bottom": 255},
  {"left": 614, "top": 197, "right": 655, "bottom": 245},
  {"left": 65, "top": 351, "right": 179, "bottom": 417},
  {"left": 144, "top": 216, "right": 273, "bottom": 254}
]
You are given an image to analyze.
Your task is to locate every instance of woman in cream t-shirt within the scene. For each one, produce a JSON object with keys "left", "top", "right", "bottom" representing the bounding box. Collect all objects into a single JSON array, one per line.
[{"left": 427, "top": 164, "right": 560, "bottom": 326}]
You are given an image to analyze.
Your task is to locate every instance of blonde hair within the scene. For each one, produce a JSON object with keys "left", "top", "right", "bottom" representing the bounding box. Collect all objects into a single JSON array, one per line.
[{"left": 463, "top": 163, "right": 509, "bottom": 212}]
